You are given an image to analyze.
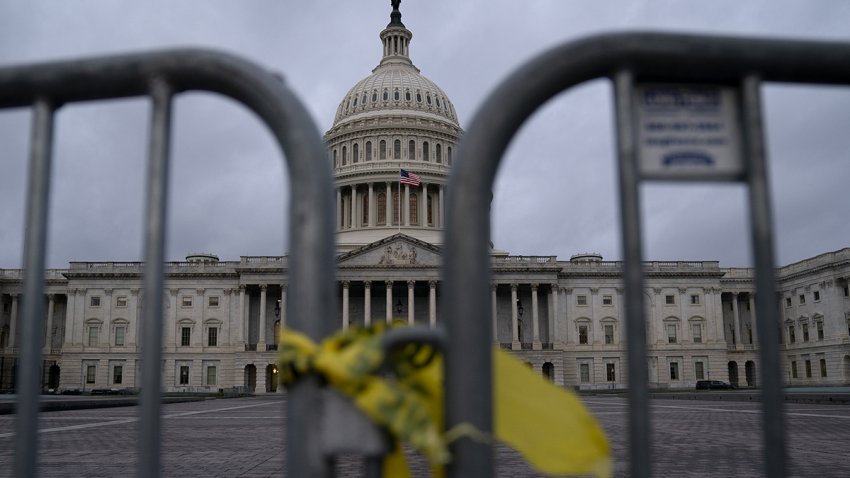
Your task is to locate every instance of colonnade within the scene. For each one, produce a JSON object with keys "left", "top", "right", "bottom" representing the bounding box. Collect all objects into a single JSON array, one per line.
[
  {"left": 336, "top": 182, "right": 444, "bottom": 230},
  {"left": 340, "top": 279, "right": 438, "bottom": 329}
]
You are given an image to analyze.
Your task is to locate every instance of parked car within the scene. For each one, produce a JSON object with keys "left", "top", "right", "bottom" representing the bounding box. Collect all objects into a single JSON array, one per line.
[{"left": 696, "top": 380, "right": 735, "bottom": 390}]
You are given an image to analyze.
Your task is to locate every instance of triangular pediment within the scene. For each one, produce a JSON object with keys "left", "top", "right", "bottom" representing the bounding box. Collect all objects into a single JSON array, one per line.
[{"left": 337, "top": 233, "right": 442, "bottom": 268}]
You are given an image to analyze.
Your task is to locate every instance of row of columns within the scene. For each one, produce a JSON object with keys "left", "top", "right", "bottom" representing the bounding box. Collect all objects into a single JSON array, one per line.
[
  {"left": 340, "top": 280, "right": 437, "bottom": 329},
  {"left": 239, "top": 284, "right": 287, "bottom": 350},
  {"left": 2, "top": 293, "right": 60, "bottom": 352},
  {"left": 336, "top": 182, "right": 444, "bottom": 230},
  {"left": 727, "top": 292, "right": 757, "bottom": 347},
  {"left": 504, "top": 283, "right": 547, "bottom": 350}
]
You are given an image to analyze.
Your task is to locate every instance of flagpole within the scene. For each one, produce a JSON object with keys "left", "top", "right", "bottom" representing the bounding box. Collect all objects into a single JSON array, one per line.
[{"left": 398, "top": 168, "right": 401, "bottom": 233}]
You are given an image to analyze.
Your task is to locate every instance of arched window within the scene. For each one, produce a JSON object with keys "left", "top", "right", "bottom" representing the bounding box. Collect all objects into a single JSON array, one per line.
[
  {"left": 435, "top": 144, "right": 442, "bottom": 163},
  {"left": 342, "top": 146, "right": 348, "bottom": 165},
  {"left": 542, "top": 362, "right": 555, "bottom": 382},
  {"left": 405, "top": 89, "right": 411, "bottom": 102},
  {"left": 394, "top": 89, "right": 400, "bottom": 101},
  {"left": 361, "top": 93, "right": 367, "bottom": 105},
  {"left": 362, "top": 193, "right": 369, "bottom": 226},
  {"left": 422, "top": 142, "right": 429, "bottom": 161},
  {"left": 353, "top": 143, "right": 359, "bottom": 163},
  {"left": 377, "top": 192, "right": 387, "bottom": 225},
  {"left": 408, "top": 140, "right": 416, "bottom": 160},
  {"left": 447, "top": 146, "right": 453, "bottom": 165},
  {"left": 383, "top": 89, "right": 389, "bottom": 101},
  {"left": 392, "top": 189, "right": 401, "bottom": 225},
  {"left": 380, "top": 140, "right": 387, "bottom": 160},
  {"left": 372, "top": 90, "right": 378, "bottom": 103},
  {"left": 333, "top": 149, "right": 338, "bottom": 168},
  {"left": 353, "top": 96, "right": 358, "bottom": 107},
  {"left": 416, "top": 91, "right": 422, "bottom": 103},
  {"left": 409, "top": 193, "right": 418, "bottom": 225},
  {"left": 394, "top": 139, "right": 401, "bottom": 160},
  {"left": 365, "top": 141, "right": 372, "bottom": 161},
  {"left": 426, "top": 93, "right": 432, "bottom": 105}
]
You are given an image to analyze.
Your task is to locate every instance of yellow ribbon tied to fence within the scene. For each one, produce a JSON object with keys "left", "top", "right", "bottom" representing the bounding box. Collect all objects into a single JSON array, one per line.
[{"left": 278, "top": 323, "right": 611, "bottom": 477}]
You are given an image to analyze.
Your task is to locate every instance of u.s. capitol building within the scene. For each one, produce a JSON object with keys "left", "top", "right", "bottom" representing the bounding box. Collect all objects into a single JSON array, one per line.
[{"left": 1, "top": 3, "right": 849, "bottom": 394}]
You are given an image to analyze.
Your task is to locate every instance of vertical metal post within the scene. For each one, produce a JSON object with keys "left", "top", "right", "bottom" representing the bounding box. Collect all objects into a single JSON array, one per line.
[
  {"left": 15, "top": 96, "right": 55, "bottom": 478},
  {"left": 741, "top": 74, "right": 787, "bottom": 478},
  {"left": 138, "top": 77, "right": 173, "bottom": 478},
  {"left": 613, "top": 69, "right": 651, "bottom": 478}
]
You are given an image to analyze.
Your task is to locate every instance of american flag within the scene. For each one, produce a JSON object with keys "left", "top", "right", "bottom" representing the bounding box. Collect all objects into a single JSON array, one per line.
[{"left": 400, "top": 169, "right": 421, "bottom": 186}]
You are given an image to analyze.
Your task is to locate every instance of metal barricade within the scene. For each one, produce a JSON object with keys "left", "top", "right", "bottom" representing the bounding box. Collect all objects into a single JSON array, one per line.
[
  {"left": 443, "top": 32, "right": 850, "bottom": 478},
  {"left": 0, "top": 49, "right": 336, "bottom": 477}
]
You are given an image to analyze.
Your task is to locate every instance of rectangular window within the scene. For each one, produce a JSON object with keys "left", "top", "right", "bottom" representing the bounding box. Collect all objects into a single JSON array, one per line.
[
  {"left": 665, "top": 295, "right": 675, "bottom": 305},
  {"left": 844, "top": 285, "right": 849, "bottom": 297},
  {"left": 602, "top": 295, "right": 612, "bottom": 305},
  {"left": 208, "top": 296, "right": 220, "bottom": 307},
  {"left": 817, "top": 322, "right": 824, "bottom": 341},
  {"left": 580, "top": 363, "right": 590, "bottom": 383},
  {"left": 206, "top": 366, "right": 217, "bottom": 386},
  {"left": 87, "top": 326, "right": 99, "bottom": 347},
  {"left": 692, "top": 323, "right": 702, "bottom": 343},
  {"left": 208, "top": 328, "right": 218, "bottom": 347},
  {"left": 606, "top": 363, "right": 616, "bottom": 382},
  {"left": 114, "top": 326, "right": 125, "bottom": 347},
  {"left": 113, "top": 365, "right": 123, "bottom": 384},
  {"left": 667, "top": 324, "right": 677, "bottom": 344},
  {"left": 669, "top": 362, "right": 679, "bottom": 380},
  {"left": 90, "top": 296, "right": 101, "bottom": 307},
  {"left": 181, "top": 327, "right": 191, "bottom": 347},
  {"left": 805, "top": 360, "right": 812, "bottom": 378},
  {"left": 791, "top": 361, "right": 798, "bottom": 378},
  {"left": 181, "top": 296, "right": 193, "bottom": 307},
  {"left": 116, "top": 296, "right": 127, "bottom": 307},
  {"left": 690, "top": 294, "right": 700, "bottom": 305},
  {"left": 789, "top": 325, "right": 796, "bottom": 344},
  {"left": 576, "top": 295, "right": 587, "bottom": 306},
  {"left": 578, "top": 325, "right": 588, "bottom": 344},
  {"left": 802, "top": 323, "right": 809, "bottom": 342},
  {"left": 785, "top": 297, "right": 792, "bottom": 308},
  {"left": 820, "top": 358, "right": 827, "bottom": 377},
  {"left": 179, "top": 366, "right": 190, "bottom": 385},
  {"left": 694, "top": 361, "right": 705, "bottom": 380},
  {"left": 86, "top": 365, "right": 96, "bottom": 384},
  {"left": 604, "top": 325, "right": 614, "bottom": 344},
  {"left": 813, "top": 291, "right": 820, "bottom": 302},
  {"left": 799, "top": 294, "right": 805, "bottom": 305}
]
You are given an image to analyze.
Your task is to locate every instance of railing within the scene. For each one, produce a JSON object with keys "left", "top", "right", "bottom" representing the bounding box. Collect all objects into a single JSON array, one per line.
[
  {"left": 0, "top": 48, "right": 334, "bottom": 478},
  {"left": 244, "top": 344, "right": 258, "bottom": 352},
  {"left": 443, "top": 31, "right": 850, "bottom": 478}
]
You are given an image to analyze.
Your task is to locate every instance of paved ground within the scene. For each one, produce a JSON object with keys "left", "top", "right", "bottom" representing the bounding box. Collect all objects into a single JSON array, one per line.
[{"left": 1, "top": 394, "right": 849, "bottom": 477}]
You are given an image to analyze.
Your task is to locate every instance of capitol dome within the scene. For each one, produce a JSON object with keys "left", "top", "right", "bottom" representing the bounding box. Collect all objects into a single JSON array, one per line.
[{"left": 326, "top": 1, "right": 462, "bottom": 253}]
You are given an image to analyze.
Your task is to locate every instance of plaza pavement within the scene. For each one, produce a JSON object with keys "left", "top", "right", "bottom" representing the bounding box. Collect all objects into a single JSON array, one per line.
[{"left": 1, "top": 393, "right": 849, "bottom": 477}]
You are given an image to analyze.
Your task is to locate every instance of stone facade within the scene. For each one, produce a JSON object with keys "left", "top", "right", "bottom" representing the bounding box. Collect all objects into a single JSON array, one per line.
[{"left": 1, "top": 3, "right": 849, "bottom": 393}]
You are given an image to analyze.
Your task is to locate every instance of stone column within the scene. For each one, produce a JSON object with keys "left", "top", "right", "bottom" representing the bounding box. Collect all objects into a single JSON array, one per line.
[
  {"left": 9, "top": 294, "right": 18, "bottom": 348},
  {"left": 406, "top": 280, "right": 414, "bottom": 325},
  {"left": 385, "top": 281, "right": 394, "bottom": 324},
  {"left": 510, "top": 284, "right": 519, "bottom": 350},
  {"left": 532, "top": 284, "right": 541, "bottom": 350},
  {"left": 45, "top": 294, "right": 55, "bottom": 351},
  {"left": 652, "top": 288, "right": 663, "bottom": 345},
  {"left": 364, "top": 281, "right": 372, "bottom": 326},
  {"left": 64, "top": 290, "right": 76, "bottom": 345},
  {"left": 404, "top": 184, "right": 410, "bottom": 226},
  {"left": 168, "top": 289, "right": 178, "bottom": 348},
  {"left": 103, "top": 289, "right": 113, "bottom": 346},
  {"left": 280, "top": 285, "right": 288, "bottom": 329},
  {"left": 222, "top": 288, "right": 231, "bottom": 346},
  {"left": 438, "top": 185, "right": 444, "bottom": 228},
  {"left": 678, "top": 287, "right": 688, "bottom": 342},
  {"left": 428, "top": 281, "right": 437, "bottom": 328},
  {"left": 336, "top": 187, "right": 342, "bottom": 230},
  {"left": 491, "top": 284, "right": 498, "bottom": 342},
  {"left": 563, "top": 288, "right": 572, "bottom": 344},
  {"left": 385, "top": 181, "right": 392, "bottom": 226},
  {"left": 748, "top": 293, "right": 757, "bottom": 345},
  {"left": 238, "top": 285, "right": 247, "bottom": 346},
  {"left": 420, "top": 183, "right": 428, "bottom": 227},
  {"left": 731, "top": 292, "right": 741, "bottom": 347},
  {"left": 258, "top": 284, "right": 267, "bottom": 349},
  {"left": 350, "top": 186, "right": 358, "bottom": 229},
  {"left": 551, "top": 284, "right": 560, "bottom": 347},
  {"left": 368, "top": 182, "right": 375, "bottom": 227},
  {"left": 342, "top": 281, "right": 350, "bottom": 330}
]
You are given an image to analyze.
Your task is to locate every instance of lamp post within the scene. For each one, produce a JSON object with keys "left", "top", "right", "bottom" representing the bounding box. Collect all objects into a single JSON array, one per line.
[{"left": 395, "top": 298, "right": 403, "bottom": 317}]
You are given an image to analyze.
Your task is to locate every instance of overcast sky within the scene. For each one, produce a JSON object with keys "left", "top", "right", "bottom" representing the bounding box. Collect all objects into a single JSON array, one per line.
[{"left": 1, "top": 1, "right": 849, "bottom": 269}]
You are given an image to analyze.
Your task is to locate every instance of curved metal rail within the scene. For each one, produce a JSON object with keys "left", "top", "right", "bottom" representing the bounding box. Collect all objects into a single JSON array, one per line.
[{"left": 444, "top": 31, "right": 850, "bottom": 477}]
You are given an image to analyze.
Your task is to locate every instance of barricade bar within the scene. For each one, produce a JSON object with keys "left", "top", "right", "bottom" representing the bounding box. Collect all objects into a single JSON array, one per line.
[
  {"left": 0, "top": 49, "right": 335, "bottom": 477},
  {"left": 446, "top": 32, "right": 850, "bottom": 477}
]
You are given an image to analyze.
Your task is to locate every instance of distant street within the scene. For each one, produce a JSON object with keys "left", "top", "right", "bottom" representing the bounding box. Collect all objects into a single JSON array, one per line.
[{"left": 1, "top": 394, "right": 849, "bottom": 477}]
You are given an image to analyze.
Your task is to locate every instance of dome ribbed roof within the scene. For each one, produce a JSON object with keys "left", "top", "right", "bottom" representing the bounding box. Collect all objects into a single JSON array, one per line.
[
  {"left": 333, "top": 65, "right": 458, "bottom": 125},
  {"left": 331, "top": 1, "right": 458, "bottom": 127}
]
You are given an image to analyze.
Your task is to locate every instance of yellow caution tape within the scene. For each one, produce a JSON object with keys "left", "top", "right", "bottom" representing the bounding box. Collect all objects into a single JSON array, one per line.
[{"left": 279, "top": 324, "right": 611, "bottom": 477}]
